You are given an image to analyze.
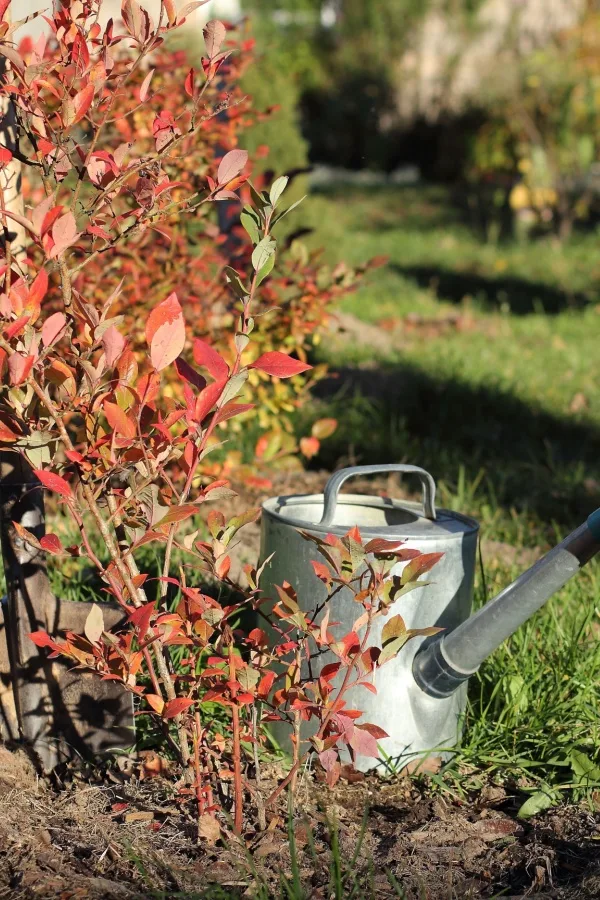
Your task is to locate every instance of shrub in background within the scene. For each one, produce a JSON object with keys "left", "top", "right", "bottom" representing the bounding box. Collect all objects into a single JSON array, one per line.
[{"left": 470, "top": 11, "right": 600, "bottom": 241}]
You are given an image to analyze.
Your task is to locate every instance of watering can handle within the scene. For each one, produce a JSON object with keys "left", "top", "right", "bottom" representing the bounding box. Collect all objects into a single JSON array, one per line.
[{"left": 319, "top": 464, "right": 437, "bottom": 527}]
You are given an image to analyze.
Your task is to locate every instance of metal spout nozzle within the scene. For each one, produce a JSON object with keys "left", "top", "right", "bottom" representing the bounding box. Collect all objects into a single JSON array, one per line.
[{"left": 414, "top": 509, "right": 600, "bottom": 699}]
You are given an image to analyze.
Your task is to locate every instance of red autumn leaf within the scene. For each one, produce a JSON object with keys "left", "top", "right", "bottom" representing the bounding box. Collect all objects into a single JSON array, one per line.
[
  {"left": 146, "top": 293, "right": 186, "bottom": 371},
  {"left": 0, "top": 147, "right": 13, "bottom": 167},
  {"left": 38, "top": 139, "right": 55, "bottom": 156},
  {"left": 257, "top": 669, "right": 276, "bottom": 700},
  {"left": 402, "top": 551, "right": 444, "bottom": 583},
  {"left": 249, "top": 351, "right": 311, "bottom": 378},
  {"left": 319, "top": 748, "right": 338, "bottom": 772},
  {"left": 34, "top": 469, "right": 72, "bottom": 498},
  {"left": 215, "top": 554, "right": 231, "bottom": 579},
  {"left": 184, "top": 67, "right": 195, "bottom": 97},
  {"left": 139, "top": 68, "right": 154, "bottom": 102},
  {"left": 300, "top": 436, "right": 320, "bottom": 459},
  {"left": 320, "top": 662, "right": 341, "bottom": 683},
  {"left": 5, "top": 316, "right": 29, "bottom": 341},
  {"left": 0, "top": 422, "right": 19, "bottom": 443},
  {"left": 174, "top": 356, "right": 206, "bottom": 390},
  {"left": 203, "top": 19, "right": 226, "bottom": 59},
  {"left": 102, "top": 325, "right": 126, "bottom": 367},
  {"left": 8, "top": 353, "right": 33, "bottom": 386},
  {"left": 311, "top": 560, "right": 332, "bottom": 583},
  {"left": 192, "top": 338, "right": 229, "bottom": 380},
  {"left": 41, "top": 312, "right": 67, "bottom": 348},
  {"left": 49, "top": 211, "right": 79, "bottom": 258},
  {"left": 194, "top": 378, "right": 226, "bottom": 422},
  {"left": 40, "top": 205, "right": 64, "bottom": 237},
  {"left": 40, "top": 534, "right": 64, "bottom": 555},
  {"left": 364, "top": 538, "right": 415, "bottom": 555},
  {"left": 136, "top": 372, "right": 161, "bottom": 408},
  {"left": 122, "top": 0, "right": 151, "bottom": 42},
  {"left": 341, "top": 631, "right": 360, "bottom": 657},
  {"left": 163, "top": 697, "right": 195, "bottom": 719},
  {"left": 154, "top": 504, "right": 201, "bottom": 528},
  {"left": 104, "top": 401, "right": 136, "bottom": 439},
  {"left": 28, "top": 631, "right": 63, "bottom": 653},
  {"left": 359, "top": 723, "right": 388, "bottom": 740},
  {"left": 29, "top": 269, "right": 49, "bottom": 306},
  {"left": 217, "top": 149, "right": 248, "bottom": 187},
  {"left": 72, "top": 83, "right": 95, "bottom": 125},
  {"left": 214, "top": 402, "right": 254, "bottom": 425},
  {"left": 348, "top": 725, "right": 380, "bottom": 759},
  {"left": 129, "top": 601, "right": 156, "bottom": 639}
]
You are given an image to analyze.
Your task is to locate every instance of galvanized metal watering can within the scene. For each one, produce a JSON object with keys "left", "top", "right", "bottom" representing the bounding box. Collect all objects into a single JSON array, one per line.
[{"left": 260, "top": 464, "right": 600, "bottom": 772}]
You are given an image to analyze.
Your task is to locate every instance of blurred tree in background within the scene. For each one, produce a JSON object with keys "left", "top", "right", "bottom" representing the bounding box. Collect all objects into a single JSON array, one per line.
[
  {"left": 240, "top": 0, "right": 599, "bottom": 240},
  {"left": 471, "top": 7, "right": 600, "bottom": 240},
  {"left": 242, "top": 0, "right": 427, "bottom": 172}
]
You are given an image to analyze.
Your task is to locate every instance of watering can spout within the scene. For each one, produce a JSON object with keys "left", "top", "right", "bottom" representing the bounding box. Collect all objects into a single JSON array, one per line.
[{"left": 413, "top": 509, "right": 600, "bottom": 699}]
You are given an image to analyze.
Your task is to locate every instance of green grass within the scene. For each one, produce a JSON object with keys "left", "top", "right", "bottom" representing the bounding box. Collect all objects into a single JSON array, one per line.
[{"left": 305, "top": 183, "right": 600, "bottom": 796}]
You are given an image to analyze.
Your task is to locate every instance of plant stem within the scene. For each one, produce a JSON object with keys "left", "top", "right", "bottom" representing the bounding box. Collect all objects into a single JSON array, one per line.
[
  {"left": 194, "top": 710, "right": 205, "bottom": 834},
  {"left": 229, "top": 644, "right": 243, "bottom": 834}
]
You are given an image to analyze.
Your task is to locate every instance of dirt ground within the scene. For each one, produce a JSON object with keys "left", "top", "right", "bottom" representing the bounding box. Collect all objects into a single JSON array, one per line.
[{"left": 2, "top": 745, "right": 600, "bottom": 899}]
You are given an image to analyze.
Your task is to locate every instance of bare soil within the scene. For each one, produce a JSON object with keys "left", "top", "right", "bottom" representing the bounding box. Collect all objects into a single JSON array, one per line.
[{"left": 2, "top": 745, "right": 600, "bottom": 899}]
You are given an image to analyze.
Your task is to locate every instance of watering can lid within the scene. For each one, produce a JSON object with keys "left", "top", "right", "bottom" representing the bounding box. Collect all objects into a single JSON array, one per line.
[{"left": 262, "top": 465, "right": 479, "bottom": 540}]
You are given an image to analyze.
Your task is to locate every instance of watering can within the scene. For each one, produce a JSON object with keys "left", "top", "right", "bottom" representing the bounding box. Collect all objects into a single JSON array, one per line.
[{"left": 259, "top": 464, "right": 600, "bottom": 772}]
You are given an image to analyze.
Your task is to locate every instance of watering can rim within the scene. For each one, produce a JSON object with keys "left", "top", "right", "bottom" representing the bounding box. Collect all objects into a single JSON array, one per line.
[{"left": 262, "top": 492, "right": 480, "bottom": 539}]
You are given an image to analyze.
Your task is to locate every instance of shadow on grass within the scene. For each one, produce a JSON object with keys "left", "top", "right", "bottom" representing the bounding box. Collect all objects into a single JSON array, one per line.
[
  {"left": 312, "top": 361, "right": 600, "bottom": 530},
  {"left": 390, "top": 263, "right": 593, "bottom": 315}
]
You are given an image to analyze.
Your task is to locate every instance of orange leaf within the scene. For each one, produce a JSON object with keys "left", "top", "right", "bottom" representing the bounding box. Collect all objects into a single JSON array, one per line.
[
  {"left": 145, "top": 693, "right": 165, "bottom": 715},
  {"left": 146, "top": 293, "right": 185, "bottom": 371},
  {"left": 104, "top": 401, "right": 136, "bottom": 439},
  {"left": 300, "top": 436, "right": 320, "bottom": 458},
  {"left": 72, "top": 83, "right": 95, "bottom": 125},
  {"left": 163, "top": 697, "right": 195, "bottom": 719}
]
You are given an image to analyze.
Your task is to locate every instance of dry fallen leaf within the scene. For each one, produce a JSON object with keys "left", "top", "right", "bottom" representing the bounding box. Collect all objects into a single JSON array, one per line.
[
  {"left": 124, "top": 811, "right": 154, "bottom": 823},
  {"left": 198, "top": 813, "right": 221, "bottom": 845},
  {"left": 470, "top": 817, "right": 521, "bottom": 842},
  {"left": 254, "top": 839, "right": 281, "bottom": 858},
  {"left": 402, "top": 755, "right": 443, "bottom": 776}
]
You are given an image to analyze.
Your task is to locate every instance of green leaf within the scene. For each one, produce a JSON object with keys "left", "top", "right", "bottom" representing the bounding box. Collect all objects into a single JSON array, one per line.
[
  {"left": 217, "top": 371, "right": 248, "bottom": 408},
  {"left": 381, "top": 614, "right": 407, "bottom": 646},
  {"left": 224, "top": 266, "right": 249, "bottom": 299},
  {"left": 269, "top": 175, "right": 289, "bottom": 208},
  {"left": 238, "top": 666, "right": 260, "bottom": 692},
  {"left": 272, "top": 195, "right": 307, "bottom": 226},
  {"left": 221, "top": 507, "right": 261, "bottom": 545},
  {"left": 518, "top": 787, "right": 559, "bottom": 819},
  {"left": 249, "top": 182, "right": 269, "bottom": 210},
  {"left": 240, "top": 207, "right": 260, "bottom": 245},
  {"left": 252, "top": 237, "right": 276, "bottom": 273},
  {"left": 570, "top": 750, "right": 600, "bottom": 784},
  {"left": 378, "top": 635, "right": 409, "bottom": 666},
  {"left": 255, "top": 249, "right": 276, "bottom": 287}
]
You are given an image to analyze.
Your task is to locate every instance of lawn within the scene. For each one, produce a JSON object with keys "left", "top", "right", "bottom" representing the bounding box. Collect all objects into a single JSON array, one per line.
[{"left": 306, "top": 182, "right": 600, "bottom": 801}]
